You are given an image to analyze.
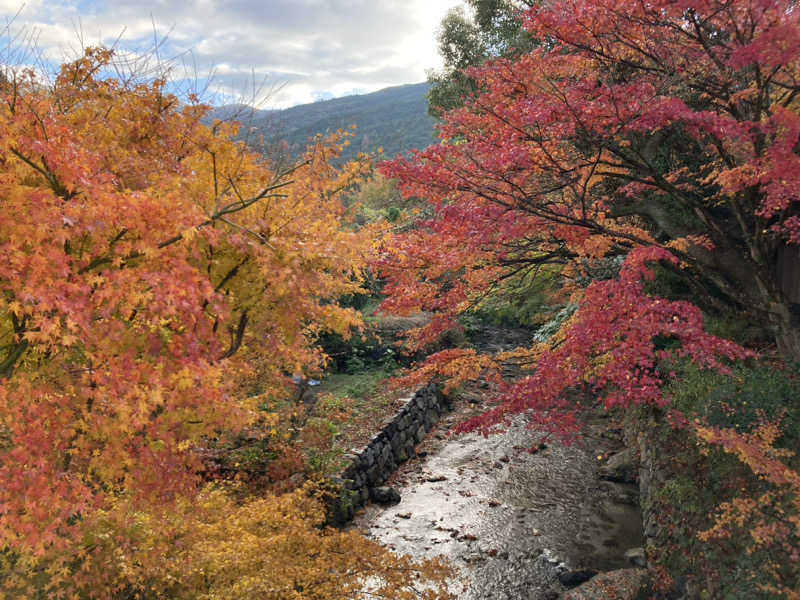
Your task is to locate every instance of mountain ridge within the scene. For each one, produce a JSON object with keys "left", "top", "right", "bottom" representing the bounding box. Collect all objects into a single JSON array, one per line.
[{"left": 208, "top": 82, "right": 438, "bottom": 163}]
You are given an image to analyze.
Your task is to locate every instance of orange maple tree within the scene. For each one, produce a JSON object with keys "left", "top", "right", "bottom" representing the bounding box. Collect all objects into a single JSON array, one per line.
[{"left": 0, "top": 49, "right": 452, "bottom": 598}]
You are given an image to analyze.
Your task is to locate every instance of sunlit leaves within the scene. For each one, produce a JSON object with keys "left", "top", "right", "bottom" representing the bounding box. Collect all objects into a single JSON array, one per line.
[{"left": 0, "top": 47, "right": 381, "bottom": 593}]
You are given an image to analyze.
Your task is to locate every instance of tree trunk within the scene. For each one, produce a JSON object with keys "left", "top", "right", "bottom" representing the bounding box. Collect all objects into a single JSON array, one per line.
[{"left": 772, "top": 300, "right": 800, "bottom": 362}]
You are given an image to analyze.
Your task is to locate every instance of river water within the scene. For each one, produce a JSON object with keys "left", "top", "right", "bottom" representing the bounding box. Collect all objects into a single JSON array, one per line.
[{"left": 354, "top": 407, "right": 643, "bottom": 599}]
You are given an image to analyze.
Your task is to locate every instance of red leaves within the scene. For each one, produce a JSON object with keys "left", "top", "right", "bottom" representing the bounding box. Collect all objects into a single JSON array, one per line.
[
  {"left": 453, "top": 248, "right": 752, "bottom": 438},
  {"left": 377, "top": 0, "right": 800, "bottom": 441}
]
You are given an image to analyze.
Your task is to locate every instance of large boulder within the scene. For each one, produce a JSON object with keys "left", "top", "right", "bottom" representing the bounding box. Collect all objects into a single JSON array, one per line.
[
  {"left": 599, "top": 448, "right": 638, "bottom": 484},
  {"left": 370, "top": 486, "right": 401, "bottom": 505},
  {"left": 624, "top": 547, "right": 647, "bottom": 568},
  {"left": 561, "top": 568, "right": 649, "bottom": 600}
]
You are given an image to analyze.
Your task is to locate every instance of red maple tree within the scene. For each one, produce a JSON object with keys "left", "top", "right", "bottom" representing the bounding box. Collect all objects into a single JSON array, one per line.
[{"left": 379, "top": 0, "right": 799, "bottom": 414}]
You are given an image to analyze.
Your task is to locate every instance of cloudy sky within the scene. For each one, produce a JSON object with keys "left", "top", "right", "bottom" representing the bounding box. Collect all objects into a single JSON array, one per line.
[{"left": 0, "top": 0, "right": 460, "bottom": 107}]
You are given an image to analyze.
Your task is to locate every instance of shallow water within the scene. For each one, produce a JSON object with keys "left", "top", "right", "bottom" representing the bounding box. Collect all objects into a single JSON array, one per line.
[{"left": 355, "top": 417, "right": 642, "bottom": 599}]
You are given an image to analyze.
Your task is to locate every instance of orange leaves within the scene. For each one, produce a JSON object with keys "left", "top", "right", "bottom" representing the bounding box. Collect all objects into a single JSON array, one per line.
[
  {"left": 694, "top": 417, "right": 800, "bottom": 597},
  {"left": 696, "top": 419, "right": 798, "bottom": 491},
  {"left": 393, "top": 347, "right": 502, "bottom": 393},
  {"left": 0, "top": 47, "right": 379, "bottom": 592},
  {"left": 579, "top": 235, "right": 613, "bottom": 259}
]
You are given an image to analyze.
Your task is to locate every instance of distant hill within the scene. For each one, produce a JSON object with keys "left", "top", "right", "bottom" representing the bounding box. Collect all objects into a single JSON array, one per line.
[{"left": 208, "top": 82, "right": 438, "bottom": 164}]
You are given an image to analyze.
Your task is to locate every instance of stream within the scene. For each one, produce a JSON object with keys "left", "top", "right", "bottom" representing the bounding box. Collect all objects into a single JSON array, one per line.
[{"left": 353, "top": 405, "right": 643, "bottom": 599}]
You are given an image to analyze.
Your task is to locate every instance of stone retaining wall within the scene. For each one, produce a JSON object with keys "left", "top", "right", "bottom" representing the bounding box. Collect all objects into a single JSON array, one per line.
[{"left": 331, "top": 383, "right": 452, "bottom": 522}]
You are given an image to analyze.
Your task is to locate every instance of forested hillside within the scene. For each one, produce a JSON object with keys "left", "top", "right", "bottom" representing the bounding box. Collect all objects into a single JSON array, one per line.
[{"left": 210, "top": 82, "right": 438, "bottom": 163}]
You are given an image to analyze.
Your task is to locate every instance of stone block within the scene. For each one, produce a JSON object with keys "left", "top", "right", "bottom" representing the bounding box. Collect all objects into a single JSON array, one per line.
[
  {"left": 370, "top": 486, "right": 401, "bottom": 505},
  {"left": 366, "top": 464, "right": 380, "bottom": 485}
]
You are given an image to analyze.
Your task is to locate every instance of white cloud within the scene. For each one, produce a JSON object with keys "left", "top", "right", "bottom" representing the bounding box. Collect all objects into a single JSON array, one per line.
[{"left": 1, "top": 0, "right": 459, "bottom": 107}]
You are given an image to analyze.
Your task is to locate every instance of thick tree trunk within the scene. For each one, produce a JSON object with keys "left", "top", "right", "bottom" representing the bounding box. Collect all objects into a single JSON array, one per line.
[
  {"left": 772, "top": 246, "right": 800, "bottom": 360},
  {"left": 772, "top": 300, "right": 800, "bottom": 362},
  {"left": 778, "top": 245, "right": 800, "bottom": 304},
  {"left": 679, "top": 240, "right": 800, "bottom": 361}
]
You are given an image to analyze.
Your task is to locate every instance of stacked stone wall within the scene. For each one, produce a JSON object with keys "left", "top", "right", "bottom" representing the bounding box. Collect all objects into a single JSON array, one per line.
[{"left": 331, "top": 383, "right": 452, "bottom": 522}]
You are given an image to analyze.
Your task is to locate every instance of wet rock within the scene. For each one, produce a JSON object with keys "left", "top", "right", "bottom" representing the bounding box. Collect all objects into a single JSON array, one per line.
[
  {"left": 528, "top": 442, "right": 548, "bottom": 455},
  {"left": 464, "top": 392, "right": 482, "bottom": 404},
  {"left": 463, "top": 552, "right": 483, "bottom": 563},
  {"left": 371, "top": 486, "right": 401, "bottom": 505},
  {"left": 365, "top": 464, "right": 380, "bottom": 485},
  {"left": 560, "top": 568, "right": 649, "bottom": 600},
  {"left": 624, "top": 547, "right": 647, "bottom": 568},
  {"left": 541, "top": 587, "right": 561, "bottom": 600},
  {"left": 558, "top": 568, "right": 599, "bottom": 588},
  {"left": 599, "top": 448, "right": 638, "bottom": 483},
  {"left": 611, "top": 486, "right": 640, "bottom": 506},
  {"left": 425, "top": 408, "right": 439, "bottom": 428},
  {"left": 390, "top": 434, "right": 404, "bottom": 453}
]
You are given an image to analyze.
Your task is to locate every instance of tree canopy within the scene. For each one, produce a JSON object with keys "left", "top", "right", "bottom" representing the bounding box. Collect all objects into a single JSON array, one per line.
[
  {"left": 380, "top": 4, "right": 800, "bottom": 593},
  {"left": 427, "top": 0, "right": 537, "bottom": 115},
  {"left": 0, "top": 48, "right": 451, "bottom": 598},
  {"left": 385, "top": 0, "right": 800, "bottom": 369}
]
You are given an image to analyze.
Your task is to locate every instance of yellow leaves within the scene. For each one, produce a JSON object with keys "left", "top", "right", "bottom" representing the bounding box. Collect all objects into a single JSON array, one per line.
[
  {"left": 57, "top": 484, "right": 453, "bottom": 600},
  {"left": 666, "top": 235, "right": 713, "bottom": 255},
  {"left": 584, "top": 351, "right": 613, "bottom": 380},
  {"left": 666, "top": 237, "right": 691, "bottom": 253},
  {"left": 173, "top": 368, "right": 196, "bottom": 391},
  {"left": 7, "top": 301, "right": 22, "bottom": 317},
  {"left": 180, "top": 226, "right": 200, "bottom": 242}
]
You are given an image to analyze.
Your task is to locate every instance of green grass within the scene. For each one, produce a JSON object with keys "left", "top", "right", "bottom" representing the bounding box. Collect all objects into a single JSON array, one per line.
[{"left": 314, "top": 367, "right": 411, "bottom": 455}]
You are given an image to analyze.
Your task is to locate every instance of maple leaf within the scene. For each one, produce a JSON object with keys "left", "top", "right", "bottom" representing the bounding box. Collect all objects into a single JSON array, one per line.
[{"left": 0, "top": 47, "right": 384, "bottom": 595}]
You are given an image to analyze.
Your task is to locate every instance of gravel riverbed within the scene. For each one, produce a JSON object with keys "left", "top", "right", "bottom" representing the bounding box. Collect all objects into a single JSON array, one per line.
[{"left": 352, "top": 402, "right": 642, "bottom": 599}]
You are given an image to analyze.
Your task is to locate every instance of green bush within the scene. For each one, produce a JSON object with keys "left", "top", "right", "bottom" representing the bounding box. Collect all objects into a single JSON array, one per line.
[
  {"left": 640, "top": 359, "right": 800, "bottom": 598},
  {"left": 666, "top": 360, "right": 800, "bottom": 446},
  {"left": 472, "top": 265, "right": 562, "bottom": 328}
]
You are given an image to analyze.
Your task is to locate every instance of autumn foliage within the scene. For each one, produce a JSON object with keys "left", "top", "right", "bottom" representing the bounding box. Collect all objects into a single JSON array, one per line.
[
  {"left": 695, "top": 417, "right": 800, "bottom": 597},
  {"left": 377, "top": 0, "right": 800, "bottom": 595},
  {"left": 0, "top": 49, "right": 453, "bottom": 598},
  {"left": 379, "top": 0, "right": 800, "bottom": 421}
]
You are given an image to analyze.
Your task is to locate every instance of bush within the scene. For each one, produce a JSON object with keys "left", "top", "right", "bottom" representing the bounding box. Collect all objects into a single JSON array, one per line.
[{"left": 641, "top": 359, "right": 800, "bottom": 598}]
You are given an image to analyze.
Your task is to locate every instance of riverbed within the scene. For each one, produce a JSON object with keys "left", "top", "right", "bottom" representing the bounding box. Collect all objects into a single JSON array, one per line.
[{"left": 353, "top": 403, "right": 643, "bottom": 599}]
